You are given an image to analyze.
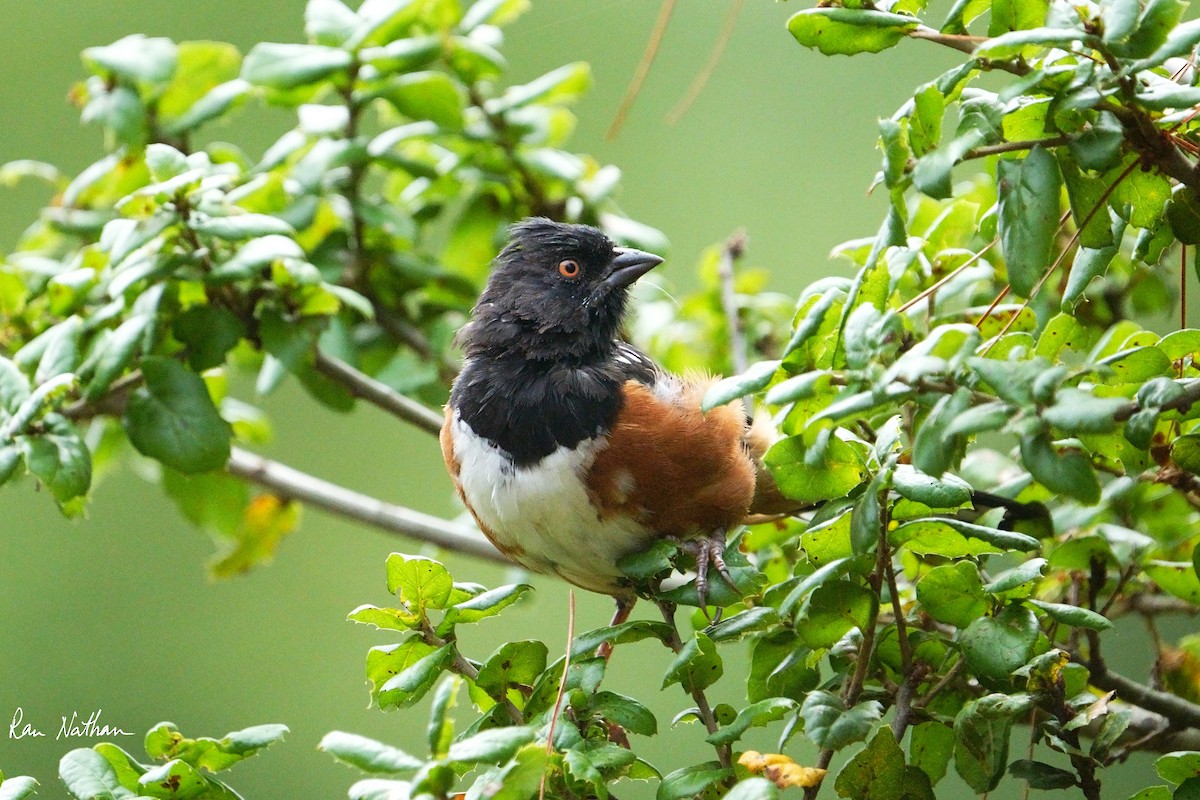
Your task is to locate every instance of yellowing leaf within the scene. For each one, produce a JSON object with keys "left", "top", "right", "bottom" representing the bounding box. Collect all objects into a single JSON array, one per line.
[{"left": 739, "top": 751, "right": 827, "bottom": 789}]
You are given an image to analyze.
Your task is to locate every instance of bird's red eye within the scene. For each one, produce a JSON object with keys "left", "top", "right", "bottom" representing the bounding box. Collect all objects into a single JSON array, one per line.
[{"left": 558, "top": 259, "right": 581, "bottom": 278}]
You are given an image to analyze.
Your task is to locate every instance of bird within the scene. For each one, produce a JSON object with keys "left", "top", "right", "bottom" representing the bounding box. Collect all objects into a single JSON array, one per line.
[{"left": 439, "top": 218, "right": 781, "bottom": 624}]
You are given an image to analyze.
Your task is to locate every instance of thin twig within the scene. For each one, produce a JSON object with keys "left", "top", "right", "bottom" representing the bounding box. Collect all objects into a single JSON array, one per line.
[
  {"left": 717, "top": 230, "right": 749, "bottom": 378},
  {"left": 541, "top": 590, "right": 575, "bottom": 800},
  {"left": 226, "top": 447, "right": 505, "bottom": 563},
  {"left": 606, "top": 0, "right": 677, "bottom": 140},
  {"left": 963, "top": 135, "right": 1072, "bottom": 160},
  {"left": 898, "top": 239, "right": 997, "bottom": 314},
  {"left": 664, "top": 0, "right": 745, "bottom": 125},
  {"left": 1084, "top": 657, "right": 1200, "bottom": 730},
  {"left": 656, "top": 601, "right": 733, "bottom": 771},
  {"left": 312, "top": 351, "right": 444, "bottom": 436}
]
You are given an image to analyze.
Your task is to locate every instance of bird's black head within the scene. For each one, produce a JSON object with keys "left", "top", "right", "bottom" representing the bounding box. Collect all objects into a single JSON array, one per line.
[{"left": 459, "top": 218, "right": 664, "bottom": 362}]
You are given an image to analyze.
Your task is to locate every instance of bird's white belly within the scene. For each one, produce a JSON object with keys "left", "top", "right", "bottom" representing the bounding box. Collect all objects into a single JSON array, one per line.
[{"left": 449, "top": 413, "right": 651, "bottom": 593}]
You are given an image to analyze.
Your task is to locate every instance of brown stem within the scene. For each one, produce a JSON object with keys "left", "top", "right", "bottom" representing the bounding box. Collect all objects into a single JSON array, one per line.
[{"left": 656, "top": 601, "right": 733, "bottom": 771}]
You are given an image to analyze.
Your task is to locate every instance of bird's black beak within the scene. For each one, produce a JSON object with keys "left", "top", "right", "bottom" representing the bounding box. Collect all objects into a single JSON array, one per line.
[{"left": 605, "top": 247, "right": 664, "bottom": 289}]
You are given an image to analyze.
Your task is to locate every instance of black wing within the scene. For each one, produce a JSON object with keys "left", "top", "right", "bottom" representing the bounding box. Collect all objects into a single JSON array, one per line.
[{"left": 612, "top": 341, "right": 658, "bottom": 386}]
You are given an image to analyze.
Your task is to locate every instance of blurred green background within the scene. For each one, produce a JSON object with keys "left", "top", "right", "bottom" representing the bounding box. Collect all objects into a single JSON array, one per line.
[{"left": 0, "top": 1, "right": 1177, "bottom": 798}]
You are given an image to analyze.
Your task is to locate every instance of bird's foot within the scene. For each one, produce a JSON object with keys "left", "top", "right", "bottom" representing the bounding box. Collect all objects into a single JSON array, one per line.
[{"left": 676, "top": 529, "right": 739, "bottom": 622}]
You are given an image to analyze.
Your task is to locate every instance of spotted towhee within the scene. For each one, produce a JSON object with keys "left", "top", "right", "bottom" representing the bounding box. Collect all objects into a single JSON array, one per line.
[{"left": 441, "top": 218, "right": 782, "bottom": 620}]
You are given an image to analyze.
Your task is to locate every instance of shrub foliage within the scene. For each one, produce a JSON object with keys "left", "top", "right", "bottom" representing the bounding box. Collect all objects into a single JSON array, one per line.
[{"left": 5, "top": 0, "right": 1200, "bottom": 798}]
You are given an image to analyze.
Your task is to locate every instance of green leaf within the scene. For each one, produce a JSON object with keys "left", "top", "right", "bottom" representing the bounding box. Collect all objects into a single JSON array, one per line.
[
  {"left": 1070, "top": 112, "right": 1124, "bottom": 172},
  {"left": 973, "top": 27, "right": 1090, "bottom": 59},
  {"left": 724, "top": 778, "right": 778, "bottom": 800},
  {"left": 347, "top": 604, "right": 420, "bottom": 631},
  {"left": 799, "top": 690, "right": 883, "bottom": 750},
  {"left": 662, "top": 632, "right": 722, "bottom": 692},
  {"left": 657, "top": 764, "right": 732, "bottom": 800},
  {"left": 386, "top": 554, "right": 453, "bottom": 613},
  {"left": 171, "top": 306, "right": 245, "bottom": 372},
  {"left": 997, "top": 146, "right": 1061, "bottom": 297},
  {"left": 985, "top": 558, "right": 1047, "bottom": 594},
  {"left": 1170, "top": 187, "right": 1200, "bottom": 245},
  {"left": 893, "top": 517, "right": 1040, "bottom": 553},
  {"left": 707, "top": 606, "right": 779, "bottom": 642},
  {"left": 707, "top": 698, "right": 797, "bottom": 746},
  {"left": 910, "top": 721, "right": 955, "bottom": 786},
  {"left": 1059, "top": 153, "right": 1116, "bottom": 249},
  {"left": 989, "top": 0, "right": 1049, "bottom": 35},
  {"left": 59, "top": 748, "right": 133, "bottom": 800},
  {"left": 360, "top": 36, "right": 442, "bottom": 72},
  {"left": 241, "top": 43, "right": 352, "bottom": 89},
  {"left": 138, "top": 759, "right": 206, "bottom": 798},
  {"left": 892, "top": 466, "right": 972, "bottom": 508},
  {"left": 489, "top": 62, "right": 591, "bottom": 112},
  {"left": 916, "top": 561, "right": 987, "bottom": 627},
  {"left": 835, "top": 727, "right": 935, "bottom": 799},
  {"left": 83, "top": 35, "right": 178, "bottom": 84},
  {"left": 439, "top": 583, "right": 532, "bottom": 629},
  {"left": 123, "top": 357, "right": 232, "bottom": 474},
  {"left": 0, "top": 356, "right": 31, "bottom": 413},
  {"left": 797, "top": 580, "right": 877, "bottom": 649},
  {"left": 381, "top": 71, "right": 464, "bottom": 130},
  {"left": 35, "top": 315, "right": 83, "bottom": 385},
  {"left": 1019, "top": 432, "right": 1101, "bottom": 504},
  {"left": 0, "top": 776, "right": 38, "bottom": 800},
  {"left": 318, "top": 731, "right": 422, "bottom": 775},
  {"left": 586, "top": 691, "right": 657, "bottom": 737},
  {"left": 476, "top": 640, "right": 547, "bottom": 698},
  {"left": 764, "top": 434, "right": 866, "bottom": 504},
  {"left": 1157, "top": 751, "right": 1200, "bottom": 784},
  {"left": 953, "top": 695, "right": 1031, "bottom": 793},
  {"left": 1042, "top": 389, "right": 1126, "bottom": 434},
  {"left": 1146, "top": 561, "right": 1200, "bottom": 604},
  {"left": 446, "top": 726, "right": 537, "bottom": 765},
  {"left": 1009, "top": 759, "right": 1077, "bottom": 790},
  {"left": 569, "top": 620, "right": 673, "bottom": 657},
  {"left": 787, "top": 8, "right": 919, "bottom": 56},
  {"left": 306, "top": 0, "right": 362, "bottom": 45},
  {"left": 1117, "top": 0, "right": 1187, "bottom": 58},
  {"left": 959, "top": 605, "right": 1040, "bottom": 683},
  {"left": 377, "top": 642, "right": 454, "bottom": 709},
  {"left": 1027, "top": 599, "right": 1112, "bottom": 630},
  {"left": 21, "top": 417, "right": 92, "bottom": 507},
  {"left": 191, "top": 213, "right": 295, "bottom": 240},
  {"left": 701, "top": 360, "right": 780, "bottom": 412}
]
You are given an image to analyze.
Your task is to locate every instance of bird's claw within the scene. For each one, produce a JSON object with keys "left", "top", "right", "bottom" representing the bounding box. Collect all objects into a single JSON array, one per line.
[{"left": 676, "top": 529, "right": 739, "bottom": 622}]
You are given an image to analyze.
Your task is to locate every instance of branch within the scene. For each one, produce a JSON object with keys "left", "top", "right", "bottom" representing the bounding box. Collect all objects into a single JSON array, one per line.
[
  {"left": 1114, "top": 379, "right": 1200, "bottom": 422},
  {"left": 226, "top": 447, "right": 505, "bottom": 564},
  {"left": 312, "top": 351, "right": 444, "bottom": 436},
  {"left": 1084, "top": 657, "right": 1200, "bottom": 731}
]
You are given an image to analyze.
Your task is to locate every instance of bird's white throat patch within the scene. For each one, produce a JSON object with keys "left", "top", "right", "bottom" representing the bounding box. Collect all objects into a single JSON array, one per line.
[{"left": 449, "top": 412, "right": 651, "bottom": 593}]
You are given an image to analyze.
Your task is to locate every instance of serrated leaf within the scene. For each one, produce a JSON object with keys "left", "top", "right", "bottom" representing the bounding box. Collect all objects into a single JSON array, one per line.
[
  {"left": 662, "top": 632, "right": 723, "bottom": 692},
  {"left": 800, "top": 690, "right": 882, "bottom": 750},
  {"left": 797, "top": 580, "right": 877, "bottom": 649},
  {"left": 707, "top": 698, "right": 797, "bottom": 746},
  {"left": 386, "top": 553, "right": 453, "bottom": 613},
  {"left": 590, "top": 691, "right": 658, "bottom": 737}
]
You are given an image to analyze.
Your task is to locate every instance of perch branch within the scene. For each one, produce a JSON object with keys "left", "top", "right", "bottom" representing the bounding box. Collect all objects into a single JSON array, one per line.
[
  {"left": 226, "top": 447, "right": 505, "bottom": 563},
  {"left": 312, "top": 351, "right": 444, "bottom": 436}
]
